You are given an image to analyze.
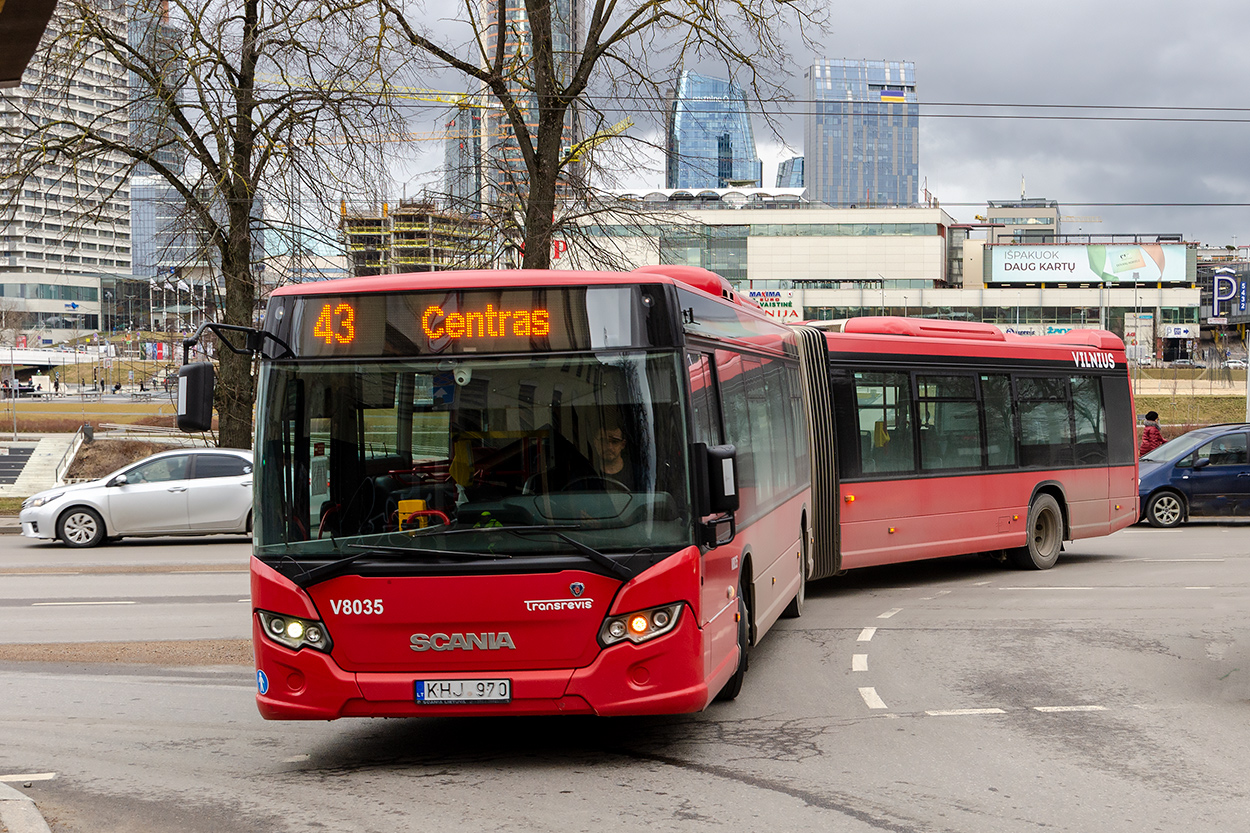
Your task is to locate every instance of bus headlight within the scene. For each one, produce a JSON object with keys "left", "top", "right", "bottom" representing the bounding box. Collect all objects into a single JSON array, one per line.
[
  {"left": 599, "top": 604, "right": 682, "bottom": 646},
  {"left": 257, "top": 610, "right": 333, "bottom": 653}
]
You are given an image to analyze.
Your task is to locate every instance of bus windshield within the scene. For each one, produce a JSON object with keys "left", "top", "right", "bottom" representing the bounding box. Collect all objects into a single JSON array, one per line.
[{"left": 254, "top": 351, "right": 693, "bottom": 562}]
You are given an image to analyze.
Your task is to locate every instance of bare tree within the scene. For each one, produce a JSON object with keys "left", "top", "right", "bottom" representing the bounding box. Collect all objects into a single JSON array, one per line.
[
  {"left": 380, "top": 0, "right": 825, "bottom": 270},
  {"left": 2, "top": 0, "right": 412, "bottom": 447}
]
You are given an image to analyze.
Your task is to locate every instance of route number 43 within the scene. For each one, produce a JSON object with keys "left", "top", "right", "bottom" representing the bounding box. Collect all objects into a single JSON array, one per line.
[{"left": 314, "top": 303, "right": 357, "bottom": 345}]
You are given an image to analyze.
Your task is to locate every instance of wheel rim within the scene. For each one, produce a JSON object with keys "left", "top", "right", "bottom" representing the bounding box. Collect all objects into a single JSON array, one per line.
[
  {"left": 1152, "top": 495, "right": 1181, "bottom": 525},
  {"left": 63, "top": 512, "right": 98, "bottom": 544},
  {"left": 1032, "top": 507, "right": 1061, "bottom": 557}
]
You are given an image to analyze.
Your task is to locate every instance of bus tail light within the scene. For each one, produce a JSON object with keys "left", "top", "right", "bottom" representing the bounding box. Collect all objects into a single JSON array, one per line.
[
  {"left": 258, "top": 610, "right": 333, "bottom": 653},
  {"left": 600, "top": 604, "right": 683, "bottom": 647}
]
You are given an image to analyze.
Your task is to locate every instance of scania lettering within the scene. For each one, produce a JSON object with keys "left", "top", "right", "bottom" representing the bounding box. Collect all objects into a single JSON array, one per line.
[{"left": 410, "top": 632, "right": 516, "bottom": 652}]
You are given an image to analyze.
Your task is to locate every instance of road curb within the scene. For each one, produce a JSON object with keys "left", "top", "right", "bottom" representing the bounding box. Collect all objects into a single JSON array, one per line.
[{"left": 0, "top": 781, "right": 53, "bottom": 833}]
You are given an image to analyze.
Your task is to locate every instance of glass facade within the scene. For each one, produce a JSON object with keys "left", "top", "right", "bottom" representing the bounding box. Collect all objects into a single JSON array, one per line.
[
  {"left": 805, "top": 59, "right": 918, "bottom": 207},
  {"left": 776, "top": 157, "right": 804, "bottom": 188},
  {"left": 666, "top": 72, "right": 763, "bottom": 189}
]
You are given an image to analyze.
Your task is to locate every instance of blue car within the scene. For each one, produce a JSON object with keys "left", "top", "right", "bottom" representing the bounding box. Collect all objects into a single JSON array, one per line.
[{"left": 1139, "top": 423, "right": 1250, "bottom": 527}]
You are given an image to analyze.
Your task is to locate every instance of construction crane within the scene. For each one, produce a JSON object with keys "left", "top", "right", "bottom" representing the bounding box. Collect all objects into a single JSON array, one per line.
[{"left": 563, "top": 117, "right": 634, "bottom": 164}]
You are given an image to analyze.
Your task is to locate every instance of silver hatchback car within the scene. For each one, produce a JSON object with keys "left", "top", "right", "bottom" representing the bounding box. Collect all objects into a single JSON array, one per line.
[{"left": 20, "top": 448, "right": 253, "bottom": 547}]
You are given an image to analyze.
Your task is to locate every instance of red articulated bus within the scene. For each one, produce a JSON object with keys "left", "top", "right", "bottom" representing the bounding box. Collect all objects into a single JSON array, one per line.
[{"left": 176, "top": 268, "right": 1136, "bottom": 719}]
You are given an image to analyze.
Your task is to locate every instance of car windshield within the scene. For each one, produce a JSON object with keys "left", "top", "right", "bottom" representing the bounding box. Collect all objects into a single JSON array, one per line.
[
  {"left": 253, "top": 351, "right": 693, "bottom": 560},
  {"left": 1141, "top": 430, "right": 1212, "bottom": 463}
]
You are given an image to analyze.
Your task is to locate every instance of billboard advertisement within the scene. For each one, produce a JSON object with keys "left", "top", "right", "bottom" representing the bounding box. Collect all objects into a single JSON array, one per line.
[
  {"left": 747, "top": 289, "right": 801, "bottom": 320},
  {"left": 989, "top": 244, "right": 1190, "bottom": 285}
]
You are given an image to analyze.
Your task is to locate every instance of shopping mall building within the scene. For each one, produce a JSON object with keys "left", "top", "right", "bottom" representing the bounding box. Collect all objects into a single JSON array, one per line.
[{"left": 565, "top": 191, "right": 1232, "bottom": 363}]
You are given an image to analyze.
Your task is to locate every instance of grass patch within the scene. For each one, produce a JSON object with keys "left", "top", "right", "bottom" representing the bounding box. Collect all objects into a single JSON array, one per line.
[
  {"left": 0, "top": 398, "right": 177, "bottom": 433},
  {"left": 1134, "top": 395, "right": 1248, "bottom": 437}
]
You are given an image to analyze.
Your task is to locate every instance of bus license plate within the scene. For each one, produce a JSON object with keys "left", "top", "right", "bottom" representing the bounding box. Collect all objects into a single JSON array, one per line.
[{"left": 415, "top": 679, "right": 511, "bottom": 704}]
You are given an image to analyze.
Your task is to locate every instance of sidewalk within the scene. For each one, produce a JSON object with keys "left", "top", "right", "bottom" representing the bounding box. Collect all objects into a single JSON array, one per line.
[
  {"left": 0, "top": 781, "right": 52, "bottom": 833},
  {"left": 0, "top": 515, "right": 20, "bottom": 534}
]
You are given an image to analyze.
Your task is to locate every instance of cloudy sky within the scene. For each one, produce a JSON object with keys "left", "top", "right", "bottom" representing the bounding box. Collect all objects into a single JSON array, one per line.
[
  {"left": 757, "top": 0, "right": 1250, "bottom": 245},
  {"left": 401, "top": 0, "right": 1250, "bottom": 245}
]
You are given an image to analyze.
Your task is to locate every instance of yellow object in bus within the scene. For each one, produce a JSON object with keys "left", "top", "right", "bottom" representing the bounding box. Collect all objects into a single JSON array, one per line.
[
  {"left": 398, "top": 499, "right": 427, "bottom": 530},
  {"left": 873, "top": 420, "right": 891, "bottom": 448}
]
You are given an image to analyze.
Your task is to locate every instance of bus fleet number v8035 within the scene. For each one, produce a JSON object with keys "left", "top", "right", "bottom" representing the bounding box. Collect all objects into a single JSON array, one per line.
[{"left": 329, "top": 599, "right": 384, "bottom": 615}]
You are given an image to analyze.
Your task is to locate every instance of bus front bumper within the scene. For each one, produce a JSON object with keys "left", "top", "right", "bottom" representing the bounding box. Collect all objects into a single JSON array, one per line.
[{"left": 254, "top": 607, "right": 717, "bottom": 720}]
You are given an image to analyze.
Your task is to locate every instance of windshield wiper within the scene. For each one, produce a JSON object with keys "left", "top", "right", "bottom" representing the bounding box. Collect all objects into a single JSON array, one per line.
[
  {"left": 295, "top": 545, "right": 511, "bottom": 587},
  {"left": 497, "top": 528, "right": 635, "bottom": 580}
]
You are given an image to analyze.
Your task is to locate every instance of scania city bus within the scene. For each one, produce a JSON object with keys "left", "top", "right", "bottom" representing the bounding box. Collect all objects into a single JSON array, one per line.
[{"left": 179, "top": 266, "right": 808, "bottom": 718}]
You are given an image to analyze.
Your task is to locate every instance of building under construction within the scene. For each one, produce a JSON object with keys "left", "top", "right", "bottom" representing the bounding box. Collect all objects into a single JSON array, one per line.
[{"left": 339, "top": 201, "right": 491, "bottom": 277}]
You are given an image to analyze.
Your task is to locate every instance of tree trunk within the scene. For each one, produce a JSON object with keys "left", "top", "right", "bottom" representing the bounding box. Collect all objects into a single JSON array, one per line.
[{"left": 216, "top": 199, "right": 255, "bottom": 449}]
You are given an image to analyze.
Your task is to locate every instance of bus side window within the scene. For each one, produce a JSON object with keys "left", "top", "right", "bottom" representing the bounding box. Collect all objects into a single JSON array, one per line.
[
  {"left": 916, "top": 374, "right": 981, "bottom": 471},
  {"left": 717, "top": 350, "right": 756, "bottom": 496},
  {"left": 1071, "top": 376, "right": 1107, "bottom": 464},
  {"left": 980, "top": 374, "right": 1017, "bottom": 467},
  {"left": 686, "top": 352, "right": 721, "bottom": 445},
  {"left": 1016, "top": 376, "right": 1073, "bottom": 467},
  {"left": 854, "top": 370, "right": 914, "bottom": 474}
]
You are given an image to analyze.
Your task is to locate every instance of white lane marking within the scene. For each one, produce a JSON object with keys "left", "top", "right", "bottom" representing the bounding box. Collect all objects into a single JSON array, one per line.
[
  {"left": 852, "top": 654, "right": 868, "bottom": 672},
  {"left": 1185, "top": 587, "right": 1213, "bottom": 590},
  {"left": 878, "top": 608, "right": 902, "bottom": 619},
  {"left": 1033, "top": 705, "right": 1107, "bottom": 713},
  {"left": 859, "top": 687, "right": 888, "bottom": 709},
  {"left": 998, "top": 587, "right": 1094, "bottom": 591},
  {"left": 238, "top": 599, "right": 252, "bottom": 603},
  {"left": 925, "top": 708, "right": 1006, "bottom": 716},
  {"left": 972, "top": 581, "right": 992, "bottom": 586},
  {"left": 0, "top": 773, "right": 56, "bottom": 782},
  {"left": 282, "top": 754, "right": 310, "bottom": 763},
  {"left": 1130, "top": 558, "right": 1225, "bottom": 563},
  {"left": 30, "top": 600, "right": 137, "bottom": 606},
  {"left": 857, "top": 627, "right": 877, "bottom": 642},
  {"left": 919, "top": 590, "right": 952, "bottom": 600}
]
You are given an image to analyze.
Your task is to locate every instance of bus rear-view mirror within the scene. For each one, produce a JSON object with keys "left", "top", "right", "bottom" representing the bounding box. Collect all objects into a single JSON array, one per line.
[{"left": 177, "top": 362, "right": 215, "bottom": 433}]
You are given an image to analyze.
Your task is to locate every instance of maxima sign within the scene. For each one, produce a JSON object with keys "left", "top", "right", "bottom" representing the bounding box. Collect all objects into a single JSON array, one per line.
[
  {"left": 990, "top": 244, "right": 1190, "bottom": 285},
  {"left": 747, "top": 289, "right": 801, "bottom": 320}
]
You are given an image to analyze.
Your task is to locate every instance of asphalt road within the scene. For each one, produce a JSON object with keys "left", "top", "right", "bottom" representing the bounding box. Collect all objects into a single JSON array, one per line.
[{"left": 0, "top": 525, "right": 1247, "bottom": 832}]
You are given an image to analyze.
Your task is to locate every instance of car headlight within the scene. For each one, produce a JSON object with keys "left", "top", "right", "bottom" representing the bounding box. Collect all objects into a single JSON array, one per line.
[
  {"left": 23, "top": 492, "right": 64, "bottom": 509},
  {"left": 257, "top": 610, "right": 333, "bottom": 653},
  {"left": 599, "top": 603, "right": 683, "bottom": 647}
]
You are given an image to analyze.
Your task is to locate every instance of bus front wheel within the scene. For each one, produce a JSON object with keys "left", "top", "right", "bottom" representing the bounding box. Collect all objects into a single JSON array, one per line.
[
  {"left": 716, "top": 581, "right": 750, "bottom": 701},
  {"left": 1008, "top": 494, "right": 1063, "bottom": 570}
]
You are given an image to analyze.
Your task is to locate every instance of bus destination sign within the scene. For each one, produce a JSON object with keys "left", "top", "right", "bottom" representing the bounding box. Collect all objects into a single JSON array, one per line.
[{"left": 278, "top": 286, "right": 657, "bottom": 358}]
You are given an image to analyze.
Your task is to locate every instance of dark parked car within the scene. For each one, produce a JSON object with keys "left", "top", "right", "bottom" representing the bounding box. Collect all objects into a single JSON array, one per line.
[{"left": 1138, "top": 423, "right": 1250, "bottom": 527}]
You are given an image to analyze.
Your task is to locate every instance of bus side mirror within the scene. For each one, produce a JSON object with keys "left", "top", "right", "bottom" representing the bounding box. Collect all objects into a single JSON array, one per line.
[
  {"left": 692, "top": 443, "right": 739, "bottom": 547},
  {"left": 177, "top": 362, "right": 215, "bottom": 432}
]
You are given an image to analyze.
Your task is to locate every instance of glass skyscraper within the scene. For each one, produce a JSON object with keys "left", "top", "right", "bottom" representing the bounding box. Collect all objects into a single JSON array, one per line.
[
  {"left": 666, "top": 72, "right": 762, "bottom": 189},
  {"left": 804, "top": 59, "right": 918, "bottom": 207},
  {"left": 777, "top": 156, "right": 804, "bottom": 188}
]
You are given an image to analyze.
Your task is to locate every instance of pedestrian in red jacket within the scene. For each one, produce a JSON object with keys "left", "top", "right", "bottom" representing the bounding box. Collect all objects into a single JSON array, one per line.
[{"left": 1139, "top": 411, "right": 1165, "bottom": 456}]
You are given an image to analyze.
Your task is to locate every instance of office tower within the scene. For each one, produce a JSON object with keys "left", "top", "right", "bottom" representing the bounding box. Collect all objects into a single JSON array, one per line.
[
  {"left": 0, "top": 6, "right": 131, "bottom": 340},
  {"left": 805, "top": 59, "right": 918, "bottom": 207},
  {"left": 478, "top": 0, "right": 581, "bottom": 203},
  {"left": 777, "top": 156, "right": 804, "bottom": 188},
  {"left": 666, "top": 71, "right": 763, "bottom": 189},
  {"left": 444, "top": 105, "right": 483, "bottom": 213},
  {"left": 128, "top": 1, "right": 185, "bottom": 179}
]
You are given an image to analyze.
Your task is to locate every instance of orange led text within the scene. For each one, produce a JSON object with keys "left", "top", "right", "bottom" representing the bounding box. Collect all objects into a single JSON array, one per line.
[{"left": 421, "top": 304, "right": 550, "bottom": 339}]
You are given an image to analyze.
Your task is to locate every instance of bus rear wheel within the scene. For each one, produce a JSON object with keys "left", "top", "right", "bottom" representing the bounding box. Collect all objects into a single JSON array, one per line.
[{"left": 1008, "top": 494, "right": 1063, "bottom": 570}]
